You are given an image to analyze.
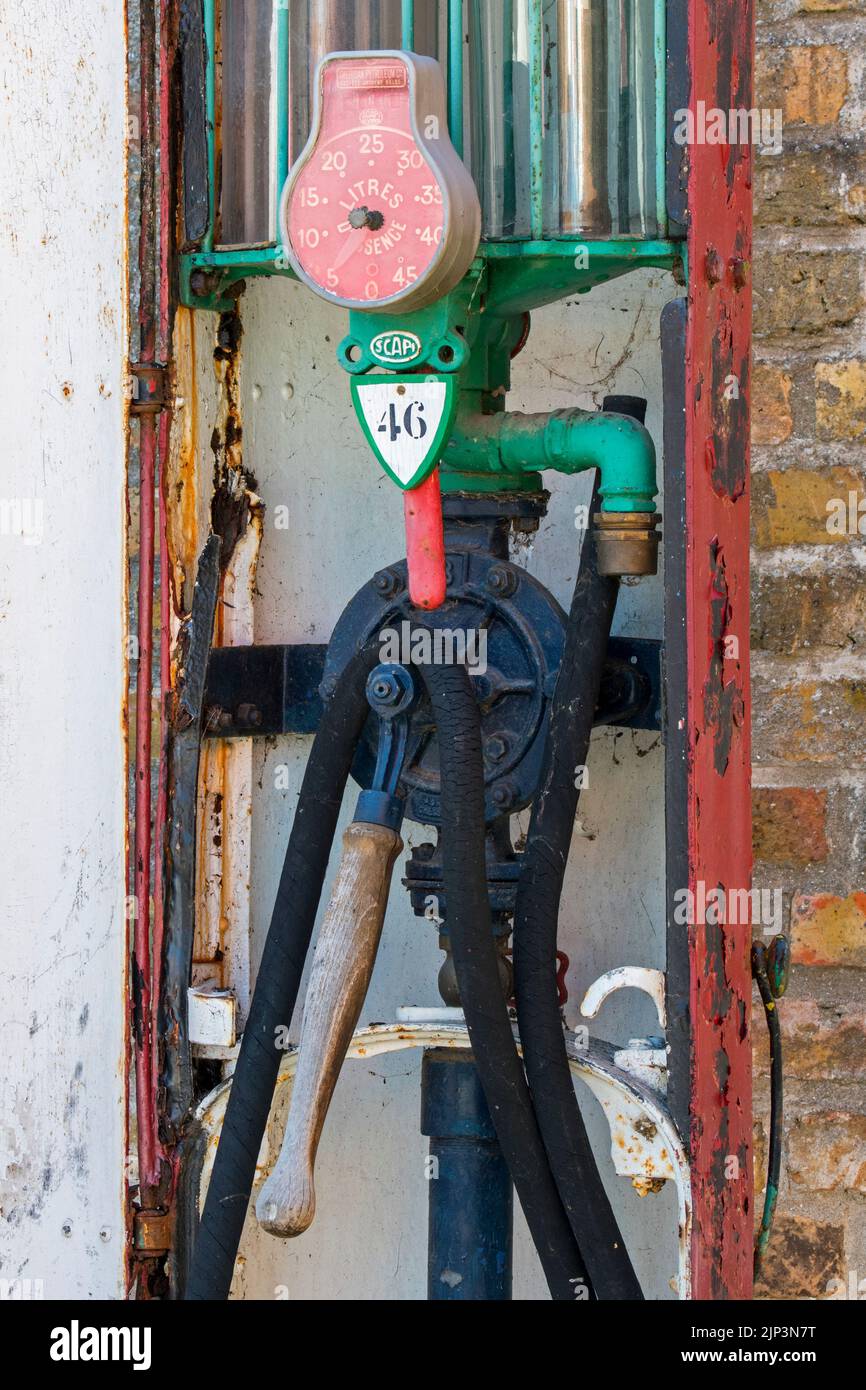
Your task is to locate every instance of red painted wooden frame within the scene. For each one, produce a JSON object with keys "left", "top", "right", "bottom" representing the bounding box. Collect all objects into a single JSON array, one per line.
[{"left": 669, "top": 0, "right": 755, "bottom": 1299}]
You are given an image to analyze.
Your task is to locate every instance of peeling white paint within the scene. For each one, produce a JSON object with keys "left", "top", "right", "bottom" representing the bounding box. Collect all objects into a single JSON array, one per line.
[{"left": 0, "top": 2, "right": 128, "bottom": 1297}]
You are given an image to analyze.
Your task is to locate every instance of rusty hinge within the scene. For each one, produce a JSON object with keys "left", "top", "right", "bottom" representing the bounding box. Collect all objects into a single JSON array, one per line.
[
  {"left": 130, "top": 363, "right": 168, "bottom": 415},
  {"left": 133, "top": 1208, "right": 172, "bottom": 1255}
]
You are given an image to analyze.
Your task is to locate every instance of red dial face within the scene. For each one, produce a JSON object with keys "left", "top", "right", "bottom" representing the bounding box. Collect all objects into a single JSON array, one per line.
[{"left": 285, "top": 57, "right": 445, "bottom": 306}]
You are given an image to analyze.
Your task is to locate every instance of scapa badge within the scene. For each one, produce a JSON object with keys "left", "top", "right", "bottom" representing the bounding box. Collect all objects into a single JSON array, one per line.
[{"left": 369, "top": 330, "right": 422, "bottom": 367}]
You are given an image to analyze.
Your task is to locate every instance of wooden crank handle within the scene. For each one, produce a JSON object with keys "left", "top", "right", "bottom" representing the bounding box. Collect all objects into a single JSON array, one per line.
[{"left": 256, "top": 819, "right": 402, "bottom": 1238}]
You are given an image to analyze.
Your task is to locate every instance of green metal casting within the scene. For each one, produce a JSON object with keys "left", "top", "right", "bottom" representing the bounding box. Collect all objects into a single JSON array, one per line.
[
  {"left": 185, "top": 2, "right": 672, "bottom": 515},
  {"left": 182, "top": 238, "right": 682, "bottom": 315},
  {"left": 528, "top": 0, "right": 544, "bottom": 239},
  {"left": 401, "top": 0, "right": 415, "bottom": 51},
  {"left": 185, "top": 1, "right": 678, "bottom": 307},
  {"left": 440, "top": 402, "right": 658, "bottom": 508}
]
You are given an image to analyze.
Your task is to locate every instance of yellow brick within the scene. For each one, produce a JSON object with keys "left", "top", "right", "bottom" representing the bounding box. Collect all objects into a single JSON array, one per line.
[
  {"left": 752, "top": 365, "right": 793, "bottom": 445},
  {"left": 816, "top": 360, "right": 866, "bottom": 442},
  {"left": 788, "top": 1112, "right": 866, "bottom": 1193},
  {"left": 791, "top": 892, "right": 866, "bottom": 968},
  {"left": 752, "top": 466, "right": 862, "bottom": 546},
  {"left": 798, "top": 0, "right": 865, "bottom": 10},
  {"left": 846, "top": 185, "right": 866, "bottom": 219},
  {"left": 784, "top": 47, "right": 849, "bottom": 125}
]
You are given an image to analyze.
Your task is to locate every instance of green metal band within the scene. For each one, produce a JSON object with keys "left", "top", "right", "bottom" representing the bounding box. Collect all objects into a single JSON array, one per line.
[
  {"left": 402, "top": 0, "right": 415, "bottom": 50},
  {"left": 203, "top": 0, "right": 217, "bottom": 252}
]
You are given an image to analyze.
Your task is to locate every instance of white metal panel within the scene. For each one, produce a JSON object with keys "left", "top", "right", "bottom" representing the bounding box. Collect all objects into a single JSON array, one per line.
[{"left": 0, "top": 2, "right": 128, "bottom": 1298}]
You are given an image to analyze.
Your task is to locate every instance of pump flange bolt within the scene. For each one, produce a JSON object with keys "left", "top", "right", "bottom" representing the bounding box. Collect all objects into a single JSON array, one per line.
[
  {"left": 491, "top": 779, "right": 517, "bottom": 810},
  {"left": 486, "top": 565, "right": 518, "bottom": 597},
  {"left": 373, "top": 567, "right": 404, "bottom": 599},
  {"left": 593, "top": 512, "right": 661, "bottom": 578},
  {"left": 485, "top": 734, "right": 509, "bottom": 764}
]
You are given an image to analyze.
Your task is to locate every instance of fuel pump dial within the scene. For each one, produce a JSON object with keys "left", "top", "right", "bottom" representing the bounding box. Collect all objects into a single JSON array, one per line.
[{"left": 280, "top": 52, "right": 480, "bottom": 313}]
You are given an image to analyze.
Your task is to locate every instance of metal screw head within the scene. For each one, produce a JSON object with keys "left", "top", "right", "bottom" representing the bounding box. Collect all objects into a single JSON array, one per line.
[
  {"left": 99, "top": 1226, "right": 111, "bottom": 1243},
  {"left": 237, "top": 703, "right": 263, "bottom": 727},
  {"left": 370, "top": 672, "right": 400, "bottom": 704},
  {"left": 366, "top": 663, "right": 414, "bottom": 716},
  {"left": 61, "top": 1219, "right": 73, "bottom": 1238},
  {"left": 373, "top": 568, "right": 403, "bottom": 599},
  {"left": 487, "top": 565, "right": 517, "bottom": 597},
  {"left": 491, "top": 779, "right": 516, "bottom": 810},
  {"left": 484, "top": 735, "right": 508, "bottom": 764}
]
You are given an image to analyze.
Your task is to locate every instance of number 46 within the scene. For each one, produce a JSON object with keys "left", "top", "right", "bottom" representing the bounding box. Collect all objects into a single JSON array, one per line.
[{"left": 377, "top": 400, "right": 427, "bottom": 443}]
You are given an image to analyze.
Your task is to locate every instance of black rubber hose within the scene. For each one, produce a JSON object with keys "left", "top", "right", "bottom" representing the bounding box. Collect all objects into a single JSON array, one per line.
[
  {"left": 753, "top": 943, "right": 783, "bottom": 1277},
  {"left": 512, "top": 480, "right": 644, "bottom": 1301},
  {"left": 416, "top": 658, "right": 589, "bottom": 1302},
  {"left": 185, "top": 642, "right": 381, "bottom": 1300}
]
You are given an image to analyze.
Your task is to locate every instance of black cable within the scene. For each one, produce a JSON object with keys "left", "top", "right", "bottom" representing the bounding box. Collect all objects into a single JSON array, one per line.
[
  {"left": 512, "top": 474, "right": 644, "bottom": 1300},
  {"left": 184, "top": 641, "right": 381, "bottom": 1300},
  {"left": 416, "top": 658, "right": 589, "bottom": 1302},
  {"left": 753, "top": 942, "right": 784, "bottom": 1277}
]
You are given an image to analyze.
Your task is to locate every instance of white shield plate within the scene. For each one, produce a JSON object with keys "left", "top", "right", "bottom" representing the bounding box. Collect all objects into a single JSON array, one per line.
[{"left": 351, "top": 374, "right": 457, "bottom": 490}]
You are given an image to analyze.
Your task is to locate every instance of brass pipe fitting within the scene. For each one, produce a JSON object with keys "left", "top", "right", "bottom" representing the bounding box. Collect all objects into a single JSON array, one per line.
[{"left": 593, "top": 512, "right": 661, "bottom": 578}]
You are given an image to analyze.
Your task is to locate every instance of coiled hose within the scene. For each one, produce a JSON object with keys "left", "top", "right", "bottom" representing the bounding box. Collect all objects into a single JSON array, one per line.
[
  {"left": 185, "top": 642, "right": 381, "bottom": 1300},
  {"left": 187, "top": 637, "right": 597, "bottom": 1300},
  {"left": 417, "top": 659, "right": 589, "bottom": 1301},
  {"left": 512, "top": 480, "right": 644, "bottom": 1300}
]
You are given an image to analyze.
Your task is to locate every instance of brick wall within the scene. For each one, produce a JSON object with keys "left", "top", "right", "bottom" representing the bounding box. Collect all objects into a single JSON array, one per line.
[{"left": 752, "top": 0, "right": 866, "bottom": 1300}]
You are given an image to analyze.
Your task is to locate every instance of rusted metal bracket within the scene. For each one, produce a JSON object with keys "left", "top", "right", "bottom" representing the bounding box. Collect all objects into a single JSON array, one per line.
[
  {"left": 130, "top": 362, "right": 168, "bottom": 415},
  {"left": 201, "top": 636, "right": 663, "bottom": 740},
  {"left": 158, "top": 534, "right": 221, "bottom": 1141},
  {"left": 204, "top": 643, "right": 326, "bottom": 737},
  {"left": 133, "top": 1208, "right": 172, "bottom": 1256}
]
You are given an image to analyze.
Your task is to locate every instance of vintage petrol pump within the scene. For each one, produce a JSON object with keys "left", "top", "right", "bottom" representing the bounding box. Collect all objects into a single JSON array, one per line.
[{"left": 156, "top": 0, "right": 774, "bottom": 1302}]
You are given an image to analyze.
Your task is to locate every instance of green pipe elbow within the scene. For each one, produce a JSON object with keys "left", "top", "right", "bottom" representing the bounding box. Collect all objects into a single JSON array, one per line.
[{"left": 443, "top": 407, "right": 657, "bottom": 512}]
